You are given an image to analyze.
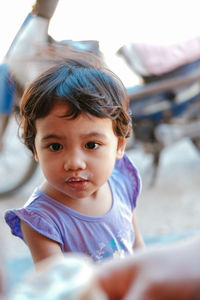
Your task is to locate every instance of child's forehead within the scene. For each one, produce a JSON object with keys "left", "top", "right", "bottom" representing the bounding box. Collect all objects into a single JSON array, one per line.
[
  {"left": 36, "top": 107, "right": 114, "bottom": 138},
  {"left": 50, "top": 100, "right": 69, "bottom": 115},
  {"left": 46, "top": 100, "right": 103, "bottom": 122}
]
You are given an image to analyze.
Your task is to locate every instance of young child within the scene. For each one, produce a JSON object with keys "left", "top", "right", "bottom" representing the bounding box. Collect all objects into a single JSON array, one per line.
[{"left": 5, "top": 56, "right": 145, "bottom": 266}]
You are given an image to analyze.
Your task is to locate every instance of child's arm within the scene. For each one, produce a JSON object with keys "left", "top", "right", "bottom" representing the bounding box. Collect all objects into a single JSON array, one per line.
[
  {"left": 21, "top": 220, "right": 63, "bottom": 266},
  {"left": 132, "top": 211, "right": 145, "bottom": 250}
]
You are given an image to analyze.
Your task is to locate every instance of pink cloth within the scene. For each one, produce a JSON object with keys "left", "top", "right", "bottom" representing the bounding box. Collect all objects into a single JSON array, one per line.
[{"left": 122, "top": 36, "right": 200, "bottom": 76}]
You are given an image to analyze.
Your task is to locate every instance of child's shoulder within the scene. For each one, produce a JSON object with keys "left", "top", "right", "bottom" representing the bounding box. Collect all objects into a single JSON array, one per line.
[
  {"left": 24, "top": 187, "right": 45, "bottom": 207},
  {"left": 4, "top": 187, "right": 63, "bottom": 245}
]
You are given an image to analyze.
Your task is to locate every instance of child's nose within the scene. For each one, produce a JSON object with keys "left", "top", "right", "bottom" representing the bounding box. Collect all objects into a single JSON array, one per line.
[{"left": 64, "top": 150, "right": 86, "bottom": 171}]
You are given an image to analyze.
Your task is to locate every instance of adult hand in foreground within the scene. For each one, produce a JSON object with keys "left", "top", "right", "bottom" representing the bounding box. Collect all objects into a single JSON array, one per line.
[{"left": 97, "top": 235, "right": 200, "bottom": 300}]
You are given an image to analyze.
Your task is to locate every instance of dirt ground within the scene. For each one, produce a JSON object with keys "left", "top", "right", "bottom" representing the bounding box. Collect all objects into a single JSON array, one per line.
[
  {"left": 0, "top": 138, "right": 200, "bottom": 263},
  {"left": 132, "top": 139, "right": 200, "bottom": 237}
]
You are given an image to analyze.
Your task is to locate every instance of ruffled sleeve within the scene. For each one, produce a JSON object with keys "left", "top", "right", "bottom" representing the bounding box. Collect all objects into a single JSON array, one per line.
[
  {"left": 114, "top": 152, "right": 142, "bottom": 209},
  {"left": 4, "top": 208, "right": 63, "bottom": 246}
]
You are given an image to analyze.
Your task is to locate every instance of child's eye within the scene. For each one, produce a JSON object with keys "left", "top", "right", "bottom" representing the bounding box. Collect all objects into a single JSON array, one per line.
[
  {"left": 85, "top": 142, "right": 99, "bottom": 150},
  {"left": 49, "top": 143, "right": 63, "bottom": 151}
]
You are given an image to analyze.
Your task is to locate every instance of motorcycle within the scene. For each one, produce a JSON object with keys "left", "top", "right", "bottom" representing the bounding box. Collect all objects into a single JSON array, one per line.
[
  {"left": 0, "top": 1, "right": 200, "bottom": 196},
  {"left": 118, "top": 42, "right": 200, "bottom": 183}
]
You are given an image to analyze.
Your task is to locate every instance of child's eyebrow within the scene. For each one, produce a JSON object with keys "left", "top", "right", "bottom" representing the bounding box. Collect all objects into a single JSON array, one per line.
[
  {"left": 41, "top": 132, "right": 108, "bottom": 142},
  {"left": 80, "top": 132, "right": 108, "bottom": 139},
  {"left": 41, "top": 134, "right": 65, "bottom": 142}
]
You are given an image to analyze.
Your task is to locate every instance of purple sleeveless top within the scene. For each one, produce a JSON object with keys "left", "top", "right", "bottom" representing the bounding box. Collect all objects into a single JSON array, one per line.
[{"left": 5, "top": 153, "right": 141, "bottom": 261}]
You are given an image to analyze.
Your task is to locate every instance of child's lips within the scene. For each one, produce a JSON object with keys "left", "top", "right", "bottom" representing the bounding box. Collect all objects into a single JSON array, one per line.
[{"left": 65, "top": 177, "right": 89, "bottom": 189}]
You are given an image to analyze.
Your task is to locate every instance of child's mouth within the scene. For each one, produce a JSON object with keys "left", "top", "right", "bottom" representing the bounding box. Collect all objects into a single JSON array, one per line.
[{"left": 66, "top": 177, "right": 89, "bottom": 189}]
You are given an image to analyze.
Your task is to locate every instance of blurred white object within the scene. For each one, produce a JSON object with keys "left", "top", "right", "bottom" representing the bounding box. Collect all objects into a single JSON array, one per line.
[
  {"left": 10, "top": 254, "right": 107, "bottom": 300},
  {"left": 6, "top": 14, "right": 49, "bottom": 88},
  {"left": 155, "top": 120, "right": 200, "bottom": 145}
]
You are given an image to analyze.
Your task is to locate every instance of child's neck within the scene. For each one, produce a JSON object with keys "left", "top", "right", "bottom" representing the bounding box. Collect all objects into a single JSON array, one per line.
[{"left": 40, "top": 181, "right": 112, "bottom": 217}]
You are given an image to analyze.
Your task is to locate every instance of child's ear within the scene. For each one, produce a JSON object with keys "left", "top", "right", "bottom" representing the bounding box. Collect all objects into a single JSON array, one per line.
[
  {"left": 34, "top": 149, "right": 39, "bottom": 162},
  {"left": 116, "top": 137, "right": 126, "bottom": 160}
]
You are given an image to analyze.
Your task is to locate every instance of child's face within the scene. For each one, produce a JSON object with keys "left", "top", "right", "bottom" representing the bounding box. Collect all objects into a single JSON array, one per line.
[{"left": 34, "top": 101, "right": 126, "bottom": 203}]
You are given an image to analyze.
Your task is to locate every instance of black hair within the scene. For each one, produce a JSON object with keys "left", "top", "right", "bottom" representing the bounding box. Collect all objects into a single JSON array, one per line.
[{"left": 20, "top": 56, "right": 131, "bottom": 153}]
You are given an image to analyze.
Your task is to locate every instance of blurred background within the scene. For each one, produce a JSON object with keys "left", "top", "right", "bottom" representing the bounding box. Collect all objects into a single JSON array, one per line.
[
  {"left": 1, "top": 0, "right": 200, "bottom": 84},
  {"left": 0, "top": 0, "right": 200, "bottom": 293}
]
